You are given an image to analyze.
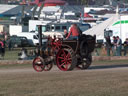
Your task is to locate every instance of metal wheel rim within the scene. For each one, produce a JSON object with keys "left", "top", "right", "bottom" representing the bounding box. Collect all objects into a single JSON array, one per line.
[
  {"left": 56, "top": 49, "right": 72, "bottom": 71},
  {"left": 33, "top": 57, "right": 45, "bottom": 72}
]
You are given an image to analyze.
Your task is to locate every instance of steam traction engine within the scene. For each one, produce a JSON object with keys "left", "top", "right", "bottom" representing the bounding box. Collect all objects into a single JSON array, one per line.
[{"left": 33, "top": 25, "right": 96, "bottom": 72}]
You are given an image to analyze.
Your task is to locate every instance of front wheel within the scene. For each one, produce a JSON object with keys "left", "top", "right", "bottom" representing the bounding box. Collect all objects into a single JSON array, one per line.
[{"left": 33, "top": 56, "right": 45, "bottom": 72}]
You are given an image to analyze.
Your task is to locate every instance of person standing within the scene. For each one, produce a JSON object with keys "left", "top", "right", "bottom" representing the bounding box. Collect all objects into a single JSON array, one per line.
[
  {"left": 116, "top": 36, "right": 122, "bottom": 56},
  {"left": 105, "top": 36, "right": 112, "bottom": 56},
  {"left": 0, "top": 39, "right": 4, "bottom": 59},
  {"left": 8, "top": 37, "right": 12, "bottom": 51},
  {"left": 123, "top": 38, "right": 128, "bottom": 56},
  {"left": 111, "top": 36, "right": 117, "bottom": 56},
  {"left": 66, "top": 24, "right": 80, "bottom": 40}
]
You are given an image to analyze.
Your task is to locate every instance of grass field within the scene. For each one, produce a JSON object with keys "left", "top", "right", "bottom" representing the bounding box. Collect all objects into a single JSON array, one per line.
[
  {"left": 2, "top": 47, "right": 35, "bottom": 60},
  {"left": 0, "top": 60, "right": 128, "bottom": 96},
  {"left": 1, "top": 47, "right": 125, "bottom": 60}
]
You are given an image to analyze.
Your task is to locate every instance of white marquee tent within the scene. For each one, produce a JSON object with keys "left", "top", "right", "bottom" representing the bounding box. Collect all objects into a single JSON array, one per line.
[{"left": 83, "top": 14, "right": 119, "bottom": 41}]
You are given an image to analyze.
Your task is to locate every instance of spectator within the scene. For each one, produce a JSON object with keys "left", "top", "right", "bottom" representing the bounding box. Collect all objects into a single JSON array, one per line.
[
  {"left": 66, "top": 24, "right": 80, "bottom": 40},
  {"left": 105, "top": 36, "right": 112, "bottom": 56},
  {"left": 94, "top": 49, "right": 99, "bottom": 56},
  {"left": 64, "top": 29, "right": 68, "bottom": 38},
  {"left": 0, "top": 39, "right": 5, "bottom": 59},
  {"left": 111, "top": 36, "right": 117, "bottom": 56},
  {"left": 8, "top": 37, "right": 12, "bottom": 51},
  {"left": 101, "top": 44, "right": 107, "bottom": 56},
  {"left": 34, "top": 47, "right": 40, "bottom": 56},
  {"left": 0, "top": 39, "right": 4, "bottom": 48},
  {"left": 116, "top": 36, "right": 122, "bottom": 56},
  {"left": 123, "top": 38, "right": 128, "bottom": 56},
  {"left": 29, "top": 50, "right": 34, "bottom": 56}
]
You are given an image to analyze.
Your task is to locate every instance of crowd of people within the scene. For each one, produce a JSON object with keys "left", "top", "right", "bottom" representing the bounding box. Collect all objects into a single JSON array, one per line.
[{"left": 104, "top": 36, "right": 128, "bottom": 56}]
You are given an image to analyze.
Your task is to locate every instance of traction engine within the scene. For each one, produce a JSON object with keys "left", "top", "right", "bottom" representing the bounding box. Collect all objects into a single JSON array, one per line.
[{"left": 33, "top": 25, "right": 96, "bottom": 72}]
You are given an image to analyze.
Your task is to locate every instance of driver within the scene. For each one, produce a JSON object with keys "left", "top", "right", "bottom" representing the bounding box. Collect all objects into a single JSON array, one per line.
[{"left": 66, "top": 24, "right": 80, "bottom": 40}]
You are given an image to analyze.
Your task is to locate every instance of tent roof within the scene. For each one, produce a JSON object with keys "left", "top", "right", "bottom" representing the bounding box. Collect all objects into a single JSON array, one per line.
[{"left": 83, "top": 14, "right": 119, "bottom": 40}]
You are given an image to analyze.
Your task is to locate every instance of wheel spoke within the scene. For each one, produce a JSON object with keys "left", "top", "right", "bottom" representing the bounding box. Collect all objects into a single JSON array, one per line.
[
  {"left": 67, "top": 58, "right": 71, "bottom": 61},
  {"left": 58, "top": 56, "right": 64, "bottom": 60},
  {"left": 66, "top": 53, "right": 71, "bottom": 58},
  {"left": 65, "top": 62, "right": 70, "bottom": 69},
  {"left": 61, "top": 59, "right": 65, "bottom": 62},
  {"left": 62, "top": 50, "right": 66, "bottom": 58},
  {"left": 45, "top": 65, "right": 49, "bottom": 70},
  {"left": 35, "top": 65, "right": 42, "bottom": 71},
  {"left": 56, "top": 46, "right": 60, "bottom": 50},
  {"left": 60, "top": 62, "right": 65, "bottom": 67},
  {"left": 58, "top": 43, "right": 61, "bottom": 46},
  {"left": 44, "top": 63, "right": 53, "bottom": 71},
  {"left": 46, "top": 65, "right": 49, "bottom": 68},
  {"left": 67, "top": 61, "right": 71, "bottom": 64}
]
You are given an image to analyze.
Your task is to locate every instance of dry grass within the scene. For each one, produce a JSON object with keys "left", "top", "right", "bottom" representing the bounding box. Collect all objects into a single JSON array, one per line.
[{"left": 0, "top": 60, "right": 128, "bottom": 96}]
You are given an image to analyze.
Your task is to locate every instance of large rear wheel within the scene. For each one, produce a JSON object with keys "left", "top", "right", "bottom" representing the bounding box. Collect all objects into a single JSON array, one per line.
[
  {"left": 33, "top": 56, "right": 45, "bottom": 72},
  {"left": 56, "top": 48, "right": 77, "bottom": 71}
]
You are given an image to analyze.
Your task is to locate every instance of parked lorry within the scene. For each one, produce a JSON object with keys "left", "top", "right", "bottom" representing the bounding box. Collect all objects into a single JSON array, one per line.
[
  {"left": 9, "top": 25, "right": 22, "bottom": 36},
  {"left": 9, "top": 25, "right": 43, "bottom": 46},
  {"left": 16, "top": 32, "right": 39, "bottom": 46}
]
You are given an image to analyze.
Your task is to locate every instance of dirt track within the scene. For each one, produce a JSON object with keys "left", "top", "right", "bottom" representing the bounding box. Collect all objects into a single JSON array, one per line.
[
  {"left": 0, "top": 60, "right": 128, "bottom": 96},
  {"left": 0, "top": 64, "right": 128, "bottom": 74}
]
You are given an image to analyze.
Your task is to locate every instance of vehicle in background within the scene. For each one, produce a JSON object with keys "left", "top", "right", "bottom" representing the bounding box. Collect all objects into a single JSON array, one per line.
[
  {"left": 9, "top": 25, "right": 40, "bottom": 46},
  {"left": 9, "top": 35, "right": 22, "bottom": 48},
  {"left": 18, "top": 36, "right": 30, "bottom": 47},
  {"left": 9, "top": 25, "right": 22, "bottom": 36},
  {"left": 8, "top": 35, "right": 32, "bottom": 48},
  {"left": 16, "top": 32, "right": 39, "bottom": 46}
]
